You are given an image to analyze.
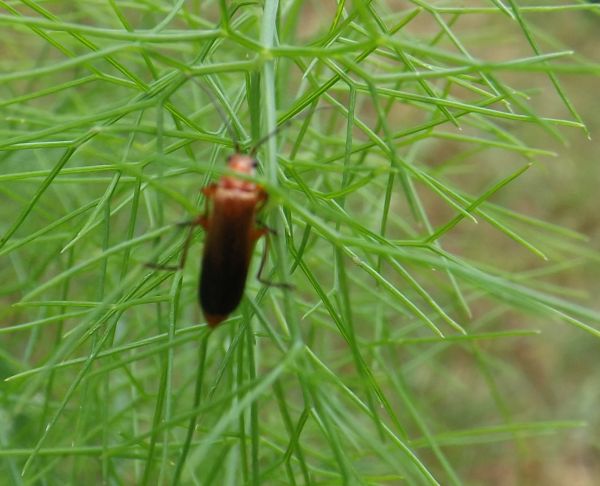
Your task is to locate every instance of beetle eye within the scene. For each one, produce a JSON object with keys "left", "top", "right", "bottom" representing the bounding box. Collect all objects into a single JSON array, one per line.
[
  {"left": 252, "top": 159, "right": 258, "bottom": 168},
  {"left": 226, "top": 155, "right": 233, "bottom": 163}
]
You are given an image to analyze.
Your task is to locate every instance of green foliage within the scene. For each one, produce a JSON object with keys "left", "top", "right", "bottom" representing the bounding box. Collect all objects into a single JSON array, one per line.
[{"left": 1, "top": 1, "right": 599, "bottom": 484}]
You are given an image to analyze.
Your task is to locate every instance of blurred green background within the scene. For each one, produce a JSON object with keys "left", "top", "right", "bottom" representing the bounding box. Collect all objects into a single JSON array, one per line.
[{"left": 1, "top": 2, "right": 599, "bottom": 485}]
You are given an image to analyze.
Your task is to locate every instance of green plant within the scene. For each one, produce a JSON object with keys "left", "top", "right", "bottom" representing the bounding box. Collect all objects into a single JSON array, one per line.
[{"left": 1, "top": 1, "right": 599, "bottom": 484}]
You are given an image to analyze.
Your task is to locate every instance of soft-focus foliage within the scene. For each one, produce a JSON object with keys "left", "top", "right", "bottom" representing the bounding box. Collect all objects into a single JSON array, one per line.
[{"left": 1, "top": 1, "right": 599, "bottom": 484}]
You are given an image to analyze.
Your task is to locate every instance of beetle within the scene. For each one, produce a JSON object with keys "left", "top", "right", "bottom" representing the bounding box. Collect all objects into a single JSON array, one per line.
[
  {"left": 148, "top": 79, "right": 315, "bottom": 326},
  {"left": 150, "top": 148, "right": 272, "bottom": 327},
  {"left": 196, "top": 151, "right": 269, "bottom": 327}
]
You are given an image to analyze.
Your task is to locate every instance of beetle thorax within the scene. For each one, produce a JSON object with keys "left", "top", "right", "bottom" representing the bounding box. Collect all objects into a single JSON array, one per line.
[
  {"left": 227, "top": 153, "right": 257, "bottom": 175},
  {"left": 221, "top": 153, "right": 258, "bottom": 191}
]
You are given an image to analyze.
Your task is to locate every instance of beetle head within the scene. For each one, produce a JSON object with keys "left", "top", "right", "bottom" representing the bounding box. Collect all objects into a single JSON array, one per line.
[{"left": 227, "top": 153, "right": 258, "bottom": 175}]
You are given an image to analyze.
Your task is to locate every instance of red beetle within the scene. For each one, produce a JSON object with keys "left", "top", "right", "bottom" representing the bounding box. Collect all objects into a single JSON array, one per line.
[
  {"left": 149, "top": 79, "right": 309, "bottom": 326},
  {"left": 196, "top": 152, "right": 268, "bottom": 327}
]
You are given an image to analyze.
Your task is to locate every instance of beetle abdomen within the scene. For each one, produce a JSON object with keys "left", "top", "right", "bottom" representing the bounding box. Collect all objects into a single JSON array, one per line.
[{"left": 199, "top": 198, "right": 256, "bottom": 326}]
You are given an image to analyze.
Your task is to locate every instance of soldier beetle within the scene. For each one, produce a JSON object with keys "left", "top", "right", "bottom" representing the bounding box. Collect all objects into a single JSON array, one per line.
[
  {"left": 196, "top": 148, "right": 269, "bottom": 327},
  {"left": 151, "top": 80, "right": 301, "bottom": 327}
]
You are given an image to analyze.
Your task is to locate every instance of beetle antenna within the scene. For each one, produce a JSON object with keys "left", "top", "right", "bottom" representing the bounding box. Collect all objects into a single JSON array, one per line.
[
  {"left": 250, "top": 105, "right": 330, "bottom": 156},
  {"left": 187, "top": 76, "right": 241, "bottom": 152}
]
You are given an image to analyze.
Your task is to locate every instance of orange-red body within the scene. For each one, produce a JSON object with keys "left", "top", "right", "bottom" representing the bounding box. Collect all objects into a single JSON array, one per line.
[{"left": 198, "top": 154, "right": 267, "bottom": 327}]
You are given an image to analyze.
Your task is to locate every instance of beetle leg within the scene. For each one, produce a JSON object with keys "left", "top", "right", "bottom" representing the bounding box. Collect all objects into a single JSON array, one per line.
[
  {"left": 255, "top": 231, "right": 294, "bottom": 289},
  {"left": 197, "top": 183, "right": 217, "bottom": 230},
  {"left": 176, "top": 225, "right": 197, "bottom": 269},
  {"left": 146, "top": 183, "right": 215, "bottom": 272},
  {"left": 254, "top": 221, "right": 276, "bottom": 236},
  {"left": 176, "top": 181, "right": 216, "bottom": 228},
  {"left": 201, "top": 183, "right": 217, "bottom": 198},
  {"left": 196, "top": 214, "right": 209, "bottom": 231},
  {"left": 176, "top": 218, "right": 201, "bottom": 227},
  {"left": 146, "top": 224, "right": 196, "bottom": 271},
  {"left": 255, "top": 188, "right": 268, "bottom": 213},
  {"left": 145, "top": 262, "right": 181, "bottom": 271}
]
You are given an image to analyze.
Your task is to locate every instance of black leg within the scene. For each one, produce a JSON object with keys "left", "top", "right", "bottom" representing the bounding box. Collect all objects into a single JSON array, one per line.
[
  {"left": 145, "top": 224, "right": 197, "bottom": 271},
  {"left": 256, "top": 232, "right": 294, "bottom": 289}
]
